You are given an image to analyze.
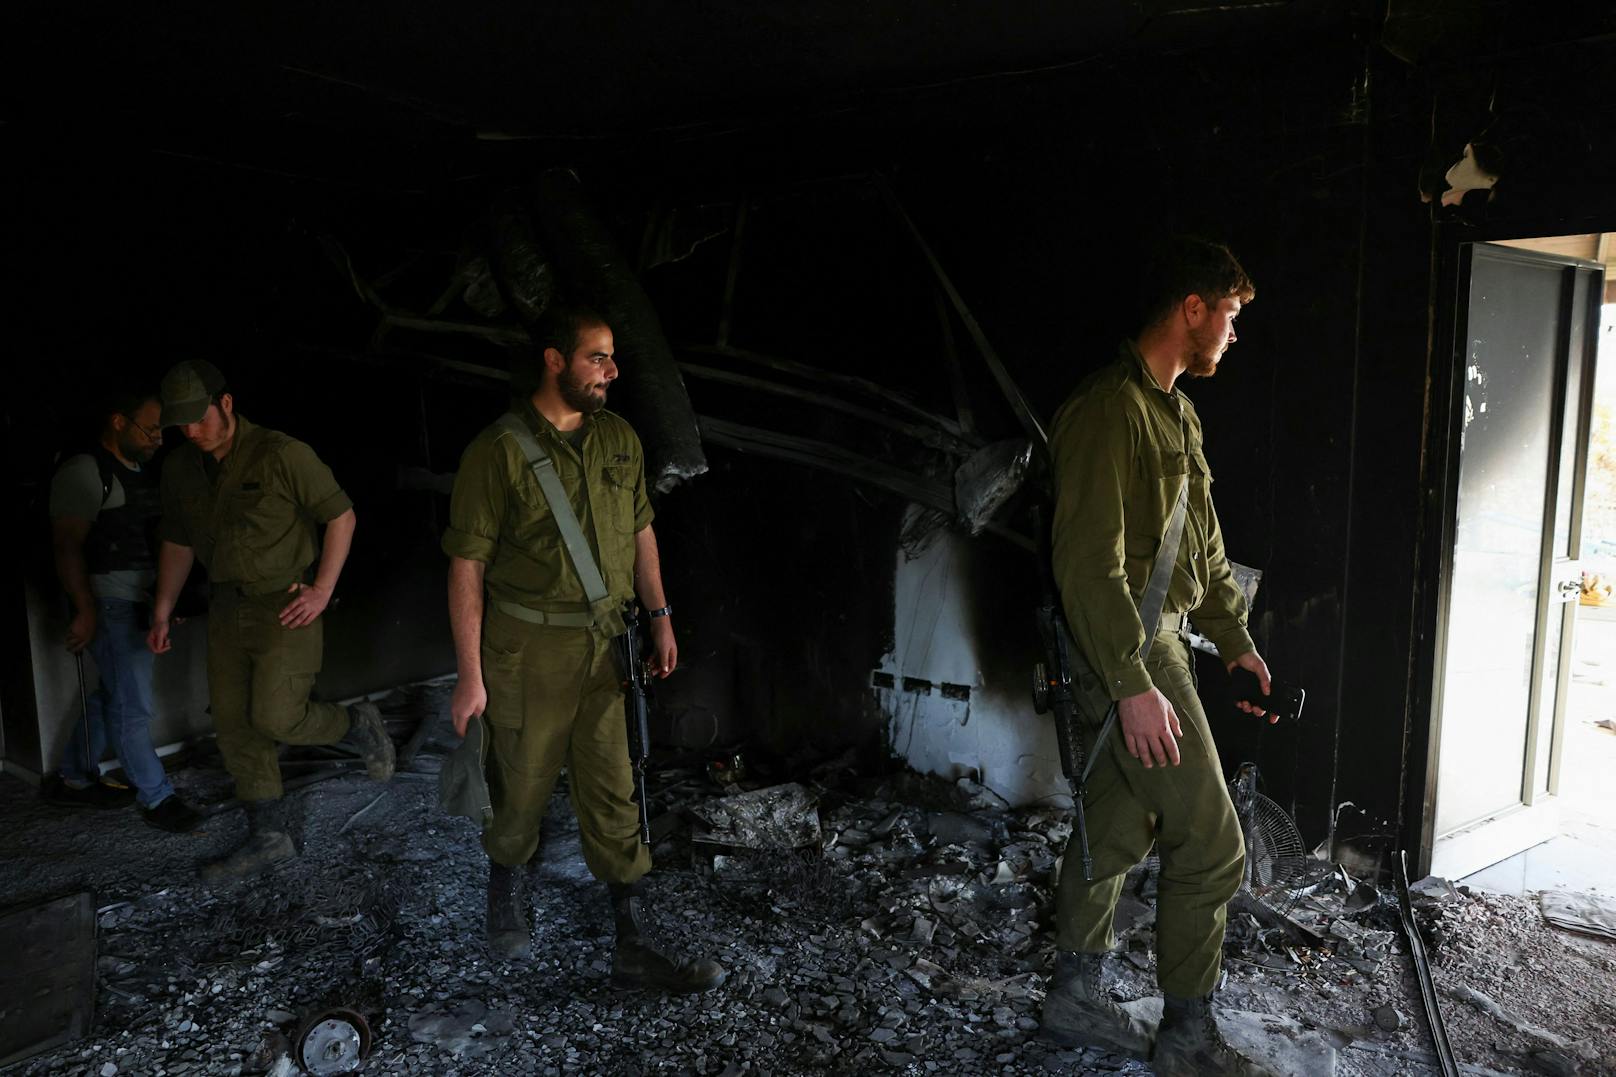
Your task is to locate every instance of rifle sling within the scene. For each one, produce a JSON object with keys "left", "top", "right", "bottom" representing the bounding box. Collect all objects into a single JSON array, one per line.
[
  {"left": 494, "top": 413, "right": 612, "bottom": 625},
  {"left": 1078, "top": 474, "right": 1189, "bottom": 786}
]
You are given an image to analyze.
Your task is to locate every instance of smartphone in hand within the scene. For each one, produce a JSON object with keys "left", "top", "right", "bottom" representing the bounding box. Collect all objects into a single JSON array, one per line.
[{"left": 1230, "top": 667, "right": 1305, "bottom": 722}]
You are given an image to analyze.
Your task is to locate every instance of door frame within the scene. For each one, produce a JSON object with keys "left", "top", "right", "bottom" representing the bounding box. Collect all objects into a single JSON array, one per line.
[{"left": 1410, "top": 230, "right": 1606, "bottom": 878}]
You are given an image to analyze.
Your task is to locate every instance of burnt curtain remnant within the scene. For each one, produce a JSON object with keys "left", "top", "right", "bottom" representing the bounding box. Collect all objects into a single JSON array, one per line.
[{"left": 527, "top": 169, "right": 708, "bottom": 491}]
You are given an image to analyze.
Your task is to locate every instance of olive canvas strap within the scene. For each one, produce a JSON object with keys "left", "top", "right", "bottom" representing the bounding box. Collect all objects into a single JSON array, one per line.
[
  {"left": 494, "top": 413, "right": 610, "bottom": 606},
  {"left": 1078, "top": 474, "right": 1190, "bottom": 786}
]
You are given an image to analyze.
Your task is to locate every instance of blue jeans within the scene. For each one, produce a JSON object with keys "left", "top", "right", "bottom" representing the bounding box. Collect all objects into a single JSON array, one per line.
[{"left": 58, "top": 597, "right": 175, "bottom": 808}]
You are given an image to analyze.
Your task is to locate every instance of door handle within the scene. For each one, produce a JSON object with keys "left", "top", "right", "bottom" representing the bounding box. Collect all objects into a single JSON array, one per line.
[{"left": 1557, "top": 579, "right": 1581, "bottom": 598}]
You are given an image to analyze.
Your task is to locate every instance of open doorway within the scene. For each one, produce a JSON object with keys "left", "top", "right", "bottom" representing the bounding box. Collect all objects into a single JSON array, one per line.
[
  {"left": 1426, "top": 233, "right": 1616, "bottom": 899},
  {"left": 1464, "top": 292, "right": 1616, "bottom": 897}
]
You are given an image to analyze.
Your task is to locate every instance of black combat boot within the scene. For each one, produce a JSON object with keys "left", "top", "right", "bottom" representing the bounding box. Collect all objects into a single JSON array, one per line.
[
  {"left": 142, "top": 794, "right": 204, "bottom": 833},
  {"left": 346, "top": 702, "right": 396, "bottom": 781},
  {"left": 486, "top": 861, "right": 532, "bottom": 961},
  {"left": 609, "top": 881, "right": 727, "bottom": 993},
  {"left": 200, "top": 798, "right": 296, "bottom": 883},
  {"left": 1038, "top": 950, "right": 1155, "bottom": 1057},
  {"left": 1152, "top": 993, "right": 1278, "bottom": 1077}
]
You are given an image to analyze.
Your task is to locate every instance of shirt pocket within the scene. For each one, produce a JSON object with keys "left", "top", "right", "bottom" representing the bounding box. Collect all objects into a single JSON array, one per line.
[
  {"left": 1143, "top": 446, "right": 1190, "bottom": 480},
  {"left": 1125, "top": 448, "right": 1188, "bottom": 561},
  {"left": 600, "top": 464, "right": 637, "bottom": 534},
  {"left": 511, "top": 468, "right": 549, "bottom": 514},
  {"left": 1189, "top": 443, "right": 1213, "bottom": 483},
  {"left": 230, "top": 486, "right": 287, "bottom": 546},
  {"left": 509, "top": 474, "right": 566, "bottom": 552}
]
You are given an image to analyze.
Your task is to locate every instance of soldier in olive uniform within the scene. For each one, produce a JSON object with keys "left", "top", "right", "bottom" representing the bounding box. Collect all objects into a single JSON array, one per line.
[
  {"left": 147, "top": 361, "right": 395, "bottom": 882},
  {"left": 444, "top": 303, "right": 724, "bottom": 992},
  {"left": 1041, "top": 238, "right": 1281, "bottom": 1077}
]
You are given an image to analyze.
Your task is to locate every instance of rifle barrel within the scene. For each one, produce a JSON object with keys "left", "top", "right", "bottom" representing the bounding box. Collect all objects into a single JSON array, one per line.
[{"left": 621, "top": 609, "right": 655, "bottom": 845}]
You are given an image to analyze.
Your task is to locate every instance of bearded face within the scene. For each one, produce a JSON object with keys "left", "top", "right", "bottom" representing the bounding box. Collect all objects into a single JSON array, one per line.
[
  {"left": 543, "top": 324, "right": 616, "bottom": 415},
  {"left": 558, "top": 362, "right": 608, "bottom": 414},
  {"left": 1186, "top": 320, "right": 1223, "bottom": 378},
  {"left": 1185, "top": 295, "right": 1242, "bottom": 378}
]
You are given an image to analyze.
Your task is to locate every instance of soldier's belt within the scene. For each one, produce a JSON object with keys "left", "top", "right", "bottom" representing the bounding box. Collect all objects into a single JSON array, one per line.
[
  {"left": 492, "top": 599, "right": 595, "bottom": 628},
  {"left": 211, "top": 576, "right": 302, "bottom": 599},
  {"left": 1158, "top": 610, "right": 1190, "bottom": 633}
]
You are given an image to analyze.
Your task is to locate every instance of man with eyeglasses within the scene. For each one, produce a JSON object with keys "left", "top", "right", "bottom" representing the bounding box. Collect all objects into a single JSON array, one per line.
[
  {"left": 148, "top": 360, "right": 394, "bottom": 882},
  {"left": 43, "top": 385, "right": 203, "bottom": 832}
]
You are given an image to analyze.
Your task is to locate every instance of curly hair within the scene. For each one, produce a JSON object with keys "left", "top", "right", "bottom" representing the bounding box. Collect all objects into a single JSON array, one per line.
[{"left": 1138, "top": 236, "right": 1255, "bottom": 332}]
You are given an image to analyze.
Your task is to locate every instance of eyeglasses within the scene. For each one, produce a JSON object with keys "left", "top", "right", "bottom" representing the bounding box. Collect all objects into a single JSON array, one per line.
[{"left": 123, "top": 415, "right": 163, "bottom": 442}]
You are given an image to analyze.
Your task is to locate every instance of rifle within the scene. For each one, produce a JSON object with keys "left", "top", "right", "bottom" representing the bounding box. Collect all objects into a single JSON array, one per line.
[
  {"left": 616, "top": 605, "right": 653, "bottom": 845},
  {"left": 1029, "top": 504, "right": 1096, "bottom": 882}
]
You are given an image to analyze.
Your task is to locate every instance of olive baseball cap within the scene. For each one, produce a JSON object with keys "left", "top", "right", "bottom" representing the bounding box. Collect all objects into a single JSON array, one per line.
[{"left": 159, "top": 361, "right": 229, "bottom": 426}]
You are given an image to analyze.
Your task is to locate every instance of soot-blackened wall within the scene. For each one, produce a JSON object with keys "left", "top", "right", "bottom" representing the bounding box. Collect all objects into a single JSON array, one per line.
[
  {"left": 13, "top": 17, "right": 1616, "bottom": 871},
  {"left": 610, "top": 36, "right": 1401, "bottom": 851}
]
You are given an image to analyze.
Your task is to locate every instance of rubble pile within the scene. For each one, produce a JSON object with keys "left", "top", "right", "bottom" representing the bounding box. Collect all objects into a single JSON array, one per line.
[
  {"left": 3, "top": 699, "right": 1615, "bottom": 1075},
  {"left": 1419, "top": 886, "right": 1616, "bottom": 1074}
]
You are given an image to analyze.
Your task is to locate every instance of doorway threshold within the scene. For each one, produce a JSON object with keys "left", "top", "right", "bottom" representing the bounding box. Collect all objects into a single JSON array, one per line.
[{"left": 1461, "top": 808, "right": 1616, "bottom": 897}]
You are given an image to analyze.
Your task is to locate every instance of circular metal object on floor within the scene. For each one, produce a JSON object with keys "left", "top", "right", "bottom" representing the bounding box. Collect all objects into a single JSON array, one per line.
[{"left": 295, "top": 1008, "right": 371, "bottom": 1075}]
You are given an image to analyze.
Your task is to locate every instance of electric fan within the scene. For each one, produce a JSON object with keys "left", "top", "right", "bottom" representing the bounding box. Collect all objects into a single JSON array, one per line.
[{"left": 1230, "top": 762, "right": 1315, "bottom": 917}]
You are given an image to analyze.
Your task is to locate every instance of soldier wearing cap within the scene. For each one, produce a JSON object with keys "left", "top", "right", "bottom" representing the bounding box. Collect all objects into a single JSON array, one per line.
[
  {"left": 147, "top": 360, "right": 395, "bottom": 882},
  {"left": 444, "top": 302, "right": 724, "bottom": 992}
]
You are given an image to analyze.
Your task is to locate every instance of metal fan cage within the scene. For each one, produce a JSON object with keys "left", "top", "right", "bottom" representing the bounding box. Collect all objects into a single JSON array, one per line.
[
  {"left": 1243, "top": 792, "right": 1311, "bottom": 890},
  {"left": 1231, "top": 764, "right": 1319, "bottom": 916}
]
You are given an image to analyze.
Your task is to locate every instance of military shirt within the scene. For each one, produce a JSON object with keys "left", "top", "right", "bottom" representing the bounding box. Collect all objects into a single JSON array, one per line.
[
  {"left": 442, "top": 402, "right": 653, "bottom": 611},
  {"left": 159, "top": 415, "right": 353, "bottom": 588},
  {"left": 1049, "top": 341, "right": 1254, "bottom": 701}
]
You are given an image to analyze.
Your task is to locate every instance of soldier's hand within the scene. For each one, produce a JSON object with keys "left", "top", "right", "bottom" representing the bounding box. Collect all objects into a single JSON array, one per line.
[
  {"left": 1117, "top": 687, "right": 1183, "bottom": 768},
  {"left": 147, "top": 618, "right": 173, "bottom": 655},
  {"left": 1227, "top": 650, "right": 1278, "bottom": 724},
  {"left": 65, "top": 609, "right": 97, "bottom": 654},
  {"left": 450, "top": 679, "right": 487, "bottom": 737},
  {"left": 647, "top": 617, "right": 677, "bottom": 678},
  {"left": 279, "top": 582, "right": 332, "bottom": 629}
]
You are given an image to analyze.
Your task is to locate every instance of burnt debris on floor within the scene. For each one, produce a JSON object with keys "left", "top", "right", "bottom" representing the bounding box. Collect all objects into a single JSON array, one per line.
[{"left": 2, "top": 687, "right": 1615, "bottom": 1076}]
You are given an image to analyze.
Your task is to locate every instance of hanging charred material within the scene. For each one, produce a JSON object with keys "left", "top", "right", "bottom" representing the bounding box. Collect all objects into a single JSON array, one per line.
[
  {"left": 489, "top": 197, "right": 556, "bottom": 327},
  {"left": 528, "top": 168, "right": 708, "bottom": 491},
  {"left": 488, "top": 199, "right": 558, "bottom": 399}
]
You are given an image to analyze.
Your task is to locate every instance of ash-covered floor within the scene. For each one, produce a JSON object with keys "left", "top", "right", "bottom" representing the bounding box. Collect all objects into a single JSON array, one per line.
[{"left": 3, "top": 684, "right": 1614, "bottom": 1076}]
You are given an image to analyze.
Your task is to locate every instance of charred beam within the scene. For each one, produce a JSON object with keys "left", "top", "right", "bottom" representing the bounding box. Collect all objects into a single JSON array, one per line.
[
  {"left": 698, "top": 415, "right": 955, "bottom": 515},
  {"left": 677, "top": 361, "right": 977, "bottom": 455},
  {"left": 380, "top": 314, "right": 528, "bottom": 345},
  {"left": 876, "top": 178, "right": 1047, "bottom": 449},
  {"left": 683, "top": 343, "right": 977, "bottom": 444},
  {"left": 530, "top": 168, "right": 707, "bottom": 491}
]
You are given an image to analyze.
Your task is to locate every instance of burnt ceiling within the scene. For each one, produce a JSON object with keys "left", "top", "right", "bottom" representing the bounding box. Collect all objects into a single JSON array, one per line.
[
  {"left": 12, "top": 1, "right": 1613, "bottom": 208},
  {"left": 13, "top": 1, "right": 1372, "bottom": 185}
]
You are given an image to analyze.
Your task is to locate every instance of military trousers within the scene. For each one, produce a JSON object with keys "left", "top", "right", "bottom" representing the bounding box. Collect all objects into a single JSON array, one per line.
[
  {"left": 207, "top": 586, "right": 350, "bottom": 802},
  {"left": 1055, "top": 623, "right": 1245, "bottom": 998},
  {"left": 480, "top": 606, "right": 651, "bottom": 884}
]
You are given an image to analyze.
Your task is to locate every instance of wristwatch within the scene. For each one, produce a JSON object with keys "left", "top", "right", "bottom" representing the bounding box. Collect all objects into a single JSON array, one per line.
[{"left": 648, "top": 605, "right": 672, "bottom": 619}]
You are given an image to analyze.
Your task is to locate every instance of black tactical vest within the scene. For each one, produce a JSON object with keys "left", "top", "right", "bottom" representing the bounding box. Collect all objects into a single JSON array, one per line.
[{"left": 83, "top": 448, "right": 163, "bottom": 575}]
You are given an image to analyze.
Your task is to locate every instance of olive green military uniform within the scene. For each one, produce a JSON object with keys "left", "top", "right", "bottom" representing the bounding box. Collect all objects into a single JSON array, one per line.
[
  {"left": 160, "top": 416, "right": 354, "bottom": 802},
  {"left": 443, "top": 402, "right": 653, "bottom": 879},
  {"left": 1048, "top": 341, "right": 1254, "bottom": 999}
]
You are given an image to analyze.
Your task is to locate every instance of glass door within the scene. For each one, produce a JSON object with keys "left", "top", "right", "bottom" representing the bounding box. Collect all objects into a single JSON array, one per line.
[{"left": 1429, "top": 242, "right": 1603, "bottom": 880}]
